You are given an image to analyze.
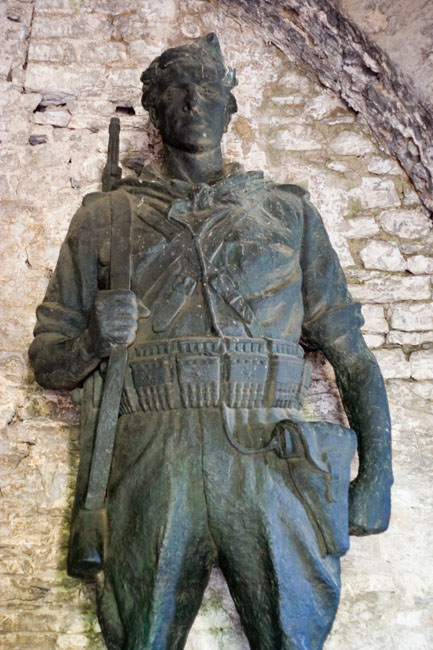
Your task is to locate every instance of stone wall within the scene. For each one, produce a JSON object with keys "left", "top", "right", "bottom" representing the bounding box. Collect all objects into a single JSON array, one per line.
[
  {"left": 220, "top": 0, "right": 433, "bottom": 214},
  {"left": 1, "top": 1, "right": 432, "bottom": 648}
]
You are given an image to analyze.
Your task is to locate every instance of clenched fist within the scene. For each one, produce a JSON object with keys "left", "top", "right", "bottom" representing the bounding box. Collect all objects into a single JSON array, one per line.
[
  {"left": 349, "top": 470, "right": 392, "bottom": 536},
  {"left": 85, "top": 289, "right": 138, "bottom": 359}
]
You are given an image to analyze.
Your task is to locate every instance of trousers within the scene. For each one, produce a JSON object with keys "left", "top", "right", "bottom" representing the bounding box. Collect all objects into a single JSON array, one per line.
[{"left": 96, "top": 407, "right": 345, "bottom": 650}]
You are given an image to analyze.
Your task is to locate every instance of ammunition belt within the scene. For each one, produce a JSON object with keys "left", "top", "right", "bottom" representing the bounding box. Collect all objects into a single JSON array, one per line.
[{"left": 119, "top": 337, "right": 311, "bottom": 413}]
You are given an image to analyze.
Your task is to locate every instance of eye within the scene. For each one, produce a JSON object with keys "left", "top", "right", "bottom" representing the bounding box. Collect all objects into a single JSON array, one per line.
[
  {"left": 199, "top": 83, "right": 218, "bottom": 96},
  {"left": 163, "top": 85, "right": 184, "bottom": 99}
]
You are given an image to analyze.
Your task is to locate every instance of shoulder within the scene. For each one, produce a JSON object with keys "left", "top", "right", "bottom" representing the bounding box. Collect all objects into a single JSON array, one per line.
[
  {"left": 265, "top": 181, "right": 310, "bottom": 204},
  {"left": 263, "top": 181, "right": 311, "bottom": 222},
  {"left": 273, "top": 184, "right": 326, "bottom": 229},
  {"left": 66, "top": 190, "right": 113, "bottom": 240},
  {"left": 276, "top": 183, "right": 310, "bottom": 200}
]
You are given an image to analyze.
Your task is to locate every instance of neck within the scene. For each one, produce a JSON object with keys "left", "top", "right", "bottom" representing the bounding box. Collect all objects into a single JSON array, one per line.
[{"left": 161, "top": 144, "right": 224, "bottom": 185}]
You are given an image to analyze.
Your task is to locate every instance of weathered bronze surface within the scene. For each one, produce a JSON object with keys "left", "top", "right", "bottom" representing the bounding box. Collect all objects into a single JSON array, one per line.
[{"left": 29, "top": 33, "right": 393, "bottom": 650}]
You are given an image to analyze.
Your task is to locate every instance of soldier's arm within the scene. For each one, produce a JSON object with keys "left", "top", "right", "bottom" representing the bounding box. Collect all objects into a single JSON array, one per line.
[
  {"left": 29, "top": 290, "right": 137, "bottom": 390},
  {"left": 321, "top": 328, "right": 393, "bottom": 535},
  {"left": 29, "top": 199, "right": 137, "bottom": 390},
  {"left": 29, "top": 327, "right": 102, "bottom": 391},
  {"left": 297, "top": 193, "right": 392, "bottom": 536}
]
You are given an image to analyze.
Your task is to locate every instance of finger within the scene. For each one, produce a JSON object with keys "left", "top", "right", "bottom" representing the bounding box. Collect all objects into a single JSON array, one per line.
[
  {"left": 137, "top": 298, "right": 151, "bottom": 318},
  {"left": 109, "top": 318, "right": 138, "bottom": 331}
]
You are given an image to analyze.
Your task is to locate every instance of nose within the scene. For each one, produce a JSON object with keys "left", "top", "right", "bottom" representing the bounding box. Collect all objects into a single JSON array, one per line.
[{"left": 183, "top": 84, "right": 199, "bottom": 111}]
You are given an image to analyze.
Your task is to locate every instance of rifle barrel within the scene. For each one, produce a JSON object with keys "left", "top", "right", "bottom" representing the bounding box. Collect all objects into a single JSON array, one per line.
[{"left": 102, "top": 116, "right": 122, "bottom": 192}]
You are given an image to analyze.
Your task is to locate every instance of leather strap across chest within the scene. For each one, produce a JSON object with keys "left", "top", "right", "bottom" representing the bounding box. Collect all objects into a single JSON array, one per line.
[{"left": 135, "top": 193, "right": 266, "bottom": 337}]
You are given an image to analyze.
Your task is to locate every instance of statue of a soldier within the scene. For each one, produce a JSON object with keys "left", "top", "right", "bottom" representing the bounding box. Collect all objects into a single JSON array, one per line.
[{"left": 29, "top": 33, "right": 393, "bottom": 650}]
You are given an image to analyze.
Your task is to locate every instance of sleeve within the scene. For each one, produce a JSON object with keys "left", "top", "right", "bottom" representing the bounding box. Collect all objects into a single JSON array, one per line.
[
  {"left": 299, "top": 196, "right": 364, "bottom": 350},
  {"left": 28, "top": 195, "right": 108, "bottom": 389}
]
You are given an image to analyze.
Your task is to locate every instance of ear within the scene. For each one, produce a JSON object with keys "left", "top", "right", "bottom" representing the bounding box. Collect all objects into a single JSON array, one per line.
[
  {"left": 148, "top": 106, "right": 159, "bottom": 129},
  {"left": 223, "top": 111, "right": 232, "bottom": 133},
  {"left": 223, "top": 93, "right": 237, "bottom": 132}
]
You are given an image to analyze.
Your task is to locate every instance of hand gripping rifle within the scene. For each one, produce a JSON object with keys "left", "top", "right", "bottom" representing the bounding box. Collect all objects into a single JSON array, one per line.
[{"left": 68, "top": 117, "right": 132, "bottom": 578}]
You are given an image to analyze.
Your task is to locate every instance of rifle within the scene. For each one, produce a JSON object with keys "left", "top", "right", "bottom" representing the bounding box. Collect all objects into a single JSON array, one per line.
[{"left": 68, "top": 117, "right": 132, "bottom": 578}]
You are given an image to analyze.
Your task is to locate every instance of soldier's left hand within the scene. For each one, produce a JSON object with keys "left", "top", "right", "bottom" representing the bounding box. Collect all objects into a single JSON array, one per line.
[{"left": 348, "top": 471, "right": 392, "bottom": 536}]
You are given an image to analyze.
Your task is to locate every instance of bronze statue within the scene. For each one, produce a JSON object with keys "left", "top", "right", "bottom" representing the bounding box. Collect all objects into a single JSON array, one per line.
[{"left": 29, "top": 33, "right": 393, "bottom": 650}]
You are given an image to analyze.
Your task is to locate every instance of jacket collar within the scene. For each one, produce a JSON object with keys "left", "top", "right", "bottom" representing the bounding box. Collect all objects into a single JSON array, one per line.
[{"left": 114, "top": 162, "right": 265, "bottom": 206}]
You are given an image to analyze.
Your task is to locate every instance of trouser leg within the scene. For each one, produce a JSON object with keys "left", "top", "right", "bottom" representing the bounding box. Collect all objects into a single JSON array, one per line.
[
  {"left": 215, "top": 498, "right": 340, "bottom": 650},
  {"left": 96, "top": 572, "right": 125, "bottom": 650},
  {"left": 99, "top": 411, "right": 217, "bottom": 650},
  {"left": 202, "top": 408, "right": 341, "bottom": 650}
]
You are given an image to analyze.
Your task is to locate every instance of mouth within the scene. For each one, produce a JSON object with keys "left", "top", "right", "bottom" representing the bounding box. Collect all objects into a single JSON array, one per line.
[
  {"left": 174, "top": 116, "right": 211, "bottom": 136},
  {"left": 178, "top": 113, "right": 207, "bottom": 125}
]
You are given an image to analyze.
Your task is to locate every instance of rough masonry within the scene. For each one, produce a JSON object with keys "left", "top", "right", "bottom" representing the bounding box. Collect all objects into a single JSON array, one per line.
[{"left": 1, "top": 1, "right": 433, "bottom": 649}]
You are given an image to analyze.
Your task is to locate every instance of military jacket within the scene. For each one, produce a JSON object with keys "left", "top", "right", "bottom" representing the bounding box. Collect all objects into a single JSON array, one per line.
[{"left": 30, "top": 164, "right": 363, "bottom": 393}]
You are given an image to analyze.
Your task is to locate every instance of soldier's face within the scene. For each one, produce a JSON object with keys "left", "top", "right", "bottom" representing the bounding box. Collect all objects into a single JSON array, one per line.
[{"left": 153, "top": 63, "right": 229, "bottom": 152}]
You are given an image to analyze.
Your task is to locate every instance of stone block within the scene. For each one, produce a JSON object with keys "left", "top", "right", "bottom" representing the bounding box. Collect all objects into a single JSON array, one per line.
[
  {"left": 373, "top": 348, "right": 410, "bottom": 379},
  {"left": 380, "top": 208, "right": 431, "bottom": 239},
  {"left": 361, "top": 304, "right": 389, "bottom": 333},
  {"left": 360, "top": 240, "right": 406, "bottom": 271},
  {"left": 329, "top": 130, "right": 376, "bottom": 156},
  {"left": 108, "top": 67, "right": 142, "bottom": 89},
  {"left": 407, "top": 255, "right": 433, "bottom": 275},
  {"left": 69, "top": 151, "right": 105, "bottom": 184},
  {"left": 28, "top": 41, "right": 76, "bottom": 64},
  {"left": 411, "top": 349, "right": 433, "bottom": 380},
  {"left": 327, "top": 161, "right": 349, "bottom": 173},
  {"left": 386, "top": 331, "right": 433, "bottom": 345},
  {"left": 399, "top": 242, "right": 419, "bottom": 255},
  {"left": 27, "top": 140, "right": 72, "bottom": 168},
  {"left": 339, "top": 217, "right": 379, "bottom": 238},
  {"left": 25, "top": 64, "right": 105, "bottom": 94},
  {"left": 0, "top": 632, "right": 59, "bottom": 649},
  {"left": 0, "top": 174, "right": 15, "bottom": 199},
  {"left": 0, "top": 150, "right": 20, "bottom": 172},
  {"left": 306, "top": 93, "right": 350, "bottom": 120},
  {"left": 270, "top": 93, "right": 306, "bottom": 107},
  {"left": 408, "top": 380, "right": 433, "bottom": 401},
  {"left": 32, "top": 109, "right": 71, "bottom": 128},
  {"left": 56, "top": 634, "right": 95, "bottom": 649},
  {"left": 67, "top": 113, "right": 110, "bottom": 131},
  {"left": 389, "top": 302, "right": 433, "bottom": 331},
  {"left": 129, "top": 39, "right": 155, "bottom": 61},
  {"left": 363, "top": 333, "right": 385, "bottom": 348},
  {"left": 32, "top": 16, "right": 86, "bottom": 39},
  {"left": 39, "top": 91, "right": 77, "bottom": 108},
  {"left": 354, "top": 178, "right": 400, "bottom": 209},
  {"left": 277, "top": 70, "right": 312, "bottom": 93},
  {"left": 271, "top": 124, "right": 324, "bottom": 150},
  {"left": 80, "top": 42, "right": 127, "bottom": 64},
  {"left": 350, "top": 276, "right": 431, "bottom": 303},
  {"left": 20, "top": 92, "right": 43, "bottom": 112},
  {"left": 402, "top": 186, "right": 421, "bottom": 207},
  {"left": 33, "top": 0, "right": 78, "bottom": 14},
  {"left": 366, "top": 155, "right": 401, "bottom": 175}
]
